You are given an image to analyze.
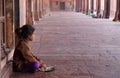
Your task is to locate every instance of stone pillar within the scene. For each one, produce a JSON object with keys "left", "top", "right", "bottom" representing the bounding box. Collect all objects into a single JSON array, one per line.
[
  {"left": 39, "top": 0, "right": 42, "bottom": 18},
  {"left": 100, "top": 0, "right": 104, "bottom": 17},
  {"left": 76, "top": 0, "right": 80, "bottom": 12},
  {"left": 94, "top": 0, "right": 102, "bottom": 18},
  {"left": 31, "top": 0, "right": 34, "bottom": 22},
  {"left": 80, "top": 0, "right": 82, "bottom": 12},
  {"left": 42, "top": 0, "right": 45, "bottom": 16},
  {"left": 26, "top": 0, "right": 33, "bottom": 25},
  {"left": 103, "top": 0, "right": 110, "bottom": 18},
  {"left": 96, "top": 0, "right": 101, "bottom": 13},
  {"left": 0, "top": 27, "right": 1, "bottom": 78},
  {"left": 85, "top": 0, "right": 89, "bottom": 14},
  {"left": 91, "top": 0, "right": 94, "bottom": 13},
  {"left": 81, "top": 0, "right": 84, "bottom": 13},
  {"left": 113, "top": 0, "right": 120, "bottom": 21},
  {"left": 0, "top": 17, "right": 4, "bottom": 77},
  {"left": 14, "top": 0, "right": 19, "bottom": 28},
  {"left": 94, "top": 0, "right": 97, "bottom": 11},
  {"left": 37, "top": 0, "right": 40, "bottom": 19},
  {"left": 85, "top": 0, "right": 87, "bottom": 13},
  {"left": 42, "top": 0, "right": 50, "bottom": 15},
  {"left": 83, "top": 0, "right": 85, "bottom": 13},
  {"left": 33, "top": 0, "right": 39, "bottom": 21},
  {"left": 118, "top": 0, "right": 120, "bottom": 21},
  {"left": 109, "top": 0, "right": 116, "bottom": 19},
  {"left": 0, "top": 0, "right": 2, "bottom": 74},
  {"left": 50, "top": 0, "right": 52, "bottom": 11},
  {"left": 36, "top": 0, "right": 39, "bottom": 21},
  {"left": 88, "top": 0, "right": 91, "bottom": 12},
  {"left": 5, "top": 0, "right": 14, "bottom": 48},
  {"left": 89, "top": 0, "right": 94, "bottom": 13},
  {"left": 73, "top": 0, "right": 76, "bottom": 11}
]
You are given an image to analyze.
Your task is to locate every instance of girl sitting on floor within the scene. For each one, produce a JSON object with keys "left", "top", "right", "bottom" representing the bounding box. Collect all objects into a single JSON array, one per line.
[{"left": 13, "top": 24, "right": 54, "bottom": 73}]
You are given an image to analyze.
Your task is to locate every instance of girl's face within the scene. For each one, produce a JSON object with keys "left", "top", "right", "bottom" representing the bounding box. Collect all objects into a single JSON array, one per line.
[{"left": 28, "top": 33, "right": 35, "bottom": 41}]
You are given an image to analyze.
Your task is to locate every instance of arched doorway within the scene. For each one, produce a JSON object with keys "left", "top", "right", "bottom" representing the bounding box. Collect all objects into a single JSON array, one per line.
[
  {"left": 60, "top": 2, "right": 65, "bottom": 10},
  {"left": 103, "top": 0, "right": 110, "bottom": 18}
]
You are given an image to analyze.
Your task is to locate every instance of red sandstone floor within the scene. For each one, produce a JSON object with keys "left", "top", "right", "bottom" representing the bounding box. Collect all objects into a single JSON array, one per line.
[{"left": 10, "top": 12, "right": 120, "bottom": 78}]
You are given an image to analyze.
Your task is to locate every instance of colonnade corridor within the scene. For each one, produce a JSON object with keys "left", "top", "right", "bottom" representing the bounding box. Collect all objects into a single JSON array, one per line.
[{"left": 11, "top": 12, "right": 120, "bottom": 78}]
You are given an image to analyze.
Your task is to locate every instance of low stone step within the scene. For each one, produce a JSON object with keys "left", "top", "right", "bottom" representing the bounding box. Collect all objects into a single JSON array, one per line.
[{"left": 1, "top": 62, "right": 12, "bottom": 78}]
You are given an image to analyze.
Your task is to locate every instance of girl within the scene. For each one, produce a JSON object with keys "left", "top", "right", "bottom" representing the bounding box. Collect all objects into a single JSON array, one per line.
[{"left": 13, "top": 24, "right": 54, "bottom": 73}]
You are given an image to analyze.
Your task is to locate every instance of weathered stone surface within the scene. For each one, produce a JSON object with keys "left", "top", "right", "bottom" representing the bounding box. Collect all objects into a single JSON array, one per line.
[{"left": 11, "top": 12, "right": 120, "bottom": 78}]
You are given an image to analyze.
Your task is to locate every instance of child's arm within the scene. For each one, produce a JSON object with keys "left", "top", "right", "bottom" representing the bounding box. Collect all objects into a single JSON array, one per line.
[
  {"left": 21, "top": 42, "right": 37, "bottom": 62},
  {"left": 32, "top": 54, "right": 47, "bottom": 68},
  {"left": 32, "top": 54, "right": 40, "bottom": 61}
]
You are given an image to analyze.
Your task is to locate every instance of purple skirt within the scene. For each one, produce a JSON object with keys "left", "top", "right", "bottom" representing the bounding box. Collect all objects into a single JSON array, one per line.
[{"left": 22, "top": 61, "right": 40, "bottom": 72}]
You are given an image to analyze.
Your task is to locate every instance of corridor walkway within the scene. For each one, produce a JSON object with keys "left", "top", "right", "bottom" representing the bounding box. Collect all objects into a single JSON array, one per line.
[{"left": 11, "top": 12, "right": 120, "bottom": 78}]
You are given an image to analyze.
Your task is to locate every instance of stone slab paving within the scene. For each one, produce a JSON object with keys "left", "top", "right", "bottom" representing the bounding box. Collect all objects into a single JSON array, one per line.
[{"left": 11, "top": 12, "right": 120, "bottom": 78}]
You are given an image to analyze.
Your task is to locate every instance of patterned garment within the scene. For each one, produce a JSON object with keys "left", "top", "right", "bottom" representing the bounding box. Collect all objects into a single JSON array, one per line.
[{"left": 13, "top": 40, "right": 41, "bottom": 72}]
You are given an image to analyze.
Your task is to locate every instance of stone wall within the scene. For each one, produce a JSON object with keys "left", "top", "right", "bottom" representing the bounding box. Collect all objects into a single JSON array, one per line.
[{"left": 51, "top": 0, "right": 74, "bottom": 11}]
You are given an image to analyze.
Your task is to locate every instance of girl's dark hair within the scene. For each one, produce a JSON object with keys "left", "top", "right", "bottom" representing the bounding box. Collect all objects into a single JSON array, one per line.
[{"left": 15, "top": 24, "right": 35, "bottom": 39}]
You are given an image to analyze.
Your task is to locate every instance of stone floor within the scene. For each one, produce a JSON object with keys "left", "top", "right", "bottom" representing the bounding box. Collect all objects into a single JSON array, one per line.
[{"left": 10, "top": 12, "right": 120, "bottom": 78}]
